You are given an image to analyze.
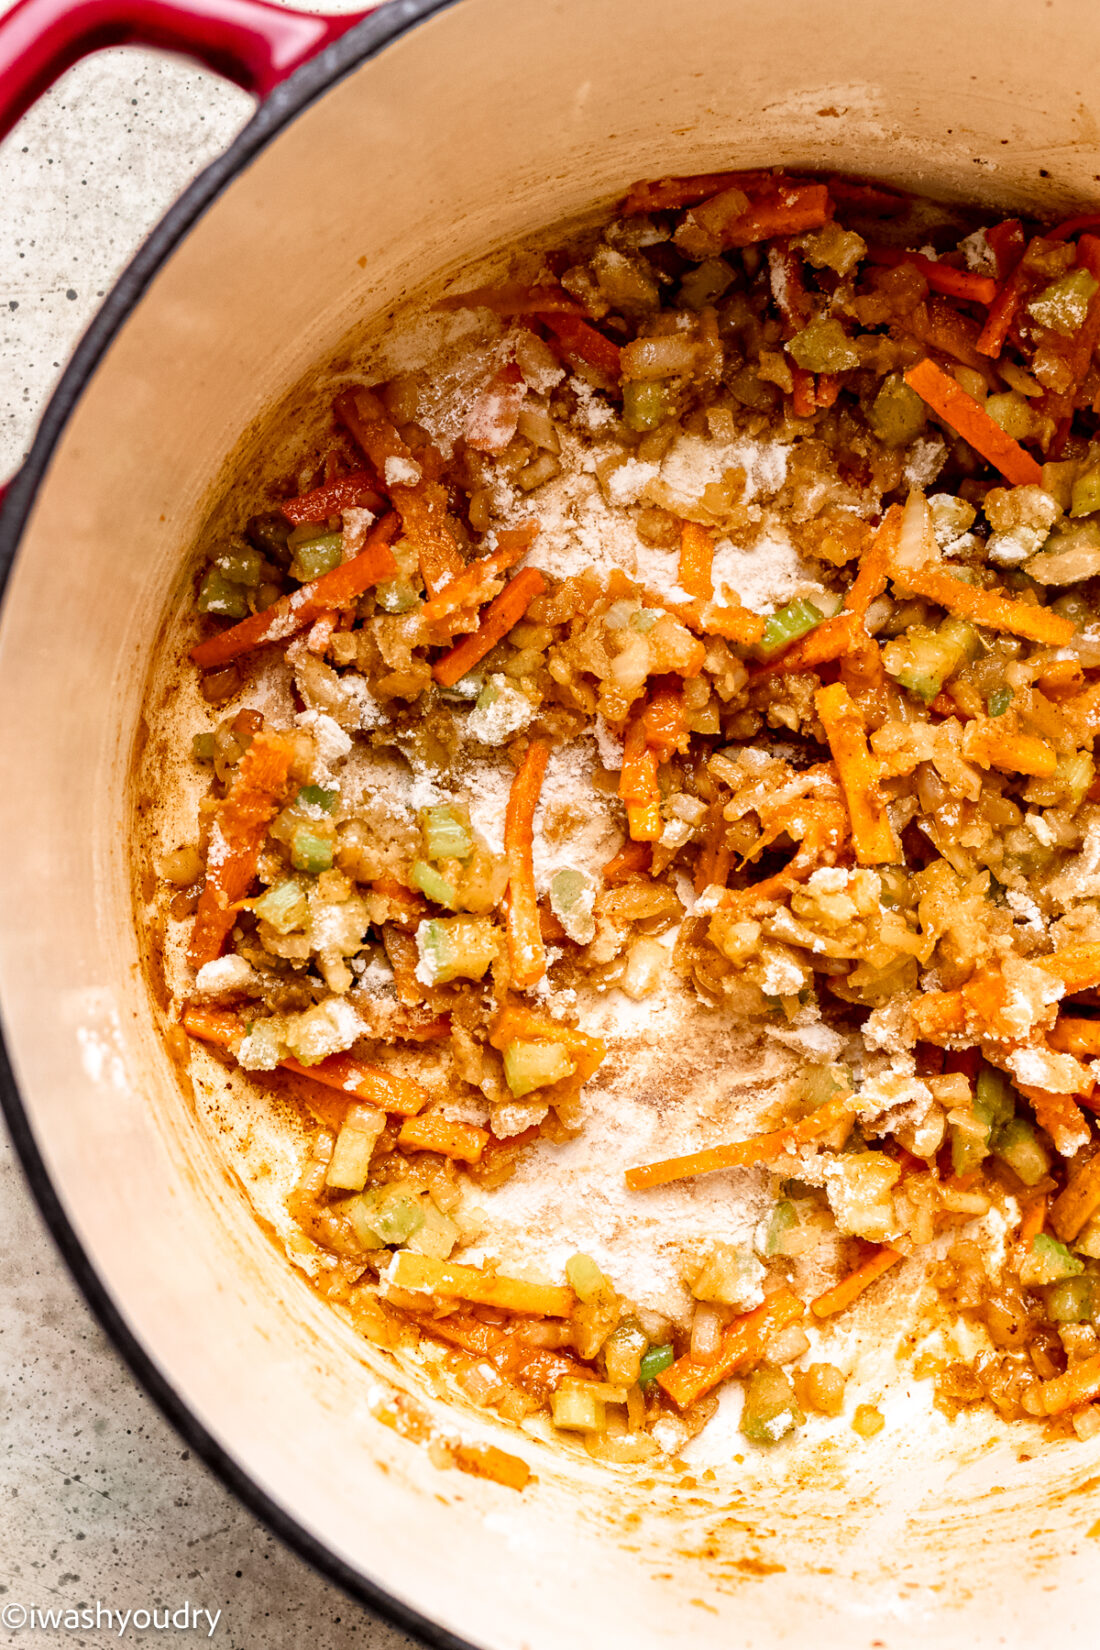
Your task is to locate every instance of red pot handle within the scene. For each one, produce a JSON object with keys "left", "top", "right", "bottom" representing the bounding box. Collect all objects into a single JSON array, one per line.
[{"left": 0, "top": 0, "right": 372, "bottom": 140}]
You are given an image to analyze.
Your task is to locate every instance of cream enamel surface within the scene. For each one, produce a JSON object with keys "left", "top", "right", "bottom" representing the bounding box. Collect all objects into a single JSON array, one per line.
[{"left": 4, "top": 0, "right": 1100, "bottom": 1644}]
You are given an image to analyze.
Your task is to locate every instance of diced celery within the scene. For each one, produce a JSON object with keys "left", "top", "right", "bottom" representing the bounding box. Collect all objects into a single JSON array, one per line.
[
  {"left": 638, "top": 1343, "right": 674, "bottom": 1386},
  {"left": 297, "top": 784, "right": 338, "bottom": 813},
  {"left": 984, "top": 392, "right": 1041, "bottom": 442},
  {"left": 976, "top": 1066, "right": 1016, "bottom": 1135},
  {"left": 678, "top": 256, "right": 735, "bottom": 310},
  {"left": 1028, "top": 268, "right": 1099, "bottom": 337},
  {"left": 421, "top": 805, "right": 473, "bottom": 864},
  {"left": 801, "top": 1063, "right": 851, "bottom": 1108},
  {"left": 1046, "top": 1274, "right": 1094, "bottom": 1322},
  {"left": 289, "top": 532, "right": 342, "bottom": 583},
  {"left": 197, "top": 567, "right": 250, "bottom": 619},
  {"left": 290, "top": 827, "right": 334, "bottom": 874},
  {"left": 1020, "top": 1232, "right": 1084, "bottom": 1287},
  {"left": 1070, "top": 465, "right": 1100, "bottom": 519},
  {"left": 566, "top": 1253, "right": 610, "bottom": 1304},
  {"left": 887, "top": 617, "right": 979, "bottom": 704},
  {"left": 993, "top": 1116, "right": 1051, "bottom": 1186},
  {"left": 214, "top": 540, "right": 264, "bottom": 587},
  {"left": 868, "top": 374, "right": 927, "bottom": 447},
  {"left": 348, "top": 1184, "right": 425, "bottom": 1248},
  {"left": 622, "top": 380, "right": 670, "bottom": 432},
  {"left": 950, "top": 1109, "right": 990, "bottom": 1177},
  {"left": 404, "top": 1199, "right": 460, "bottom": 1260},
  {"left": 693, "top": 1243, "right": 765, "bottom": 1305},
  {"left": 758, "top": 598, "right": 824, "bottom": 659},
  {"left": 192, "top": 732, "right": 217, "bottom": 762},
  {"left": 986, "top": 685, "right": 1014, "bottom": 717},
  {"left": 787, "top": 317, "right": 859, "bottom": 373},
  {"left": 415, "top": 916, "right": 498, "bottom": 984},
  {"left": 757, "top": 1199, "right": 799, "bottom": 1259},
  {"left": 550, "top": 868, "right": 597, "bottom": 945},
  {"left": 602, "top": 1318, "right": 649, "bottom": 1387},
  {"left": 1051, "top": 750, "right": 1095, "bottom": 807},
  {"left": 739, "top": 1366, "right": 804, "bottom": 1446},
  {"left": 629, "top": 608, "right": 660, "bottom": 633},
  {"left": 253, "top": 878, "right": 308, "bottom": 935},
  {"left": 551, "top": 1385, "right": 606, "bottom": 1432},
  {"left": 503, "top": 1039, "right": 577, "bottom": 1098},
  {"left": 375, "top": 578, "right": 420, "bottom": 613},
  {"left": 326, "top": 1114, "right": 383, "bottom": 1191},
  {"left": 409, "top": 859, "right": 459, "bottom": 909}
]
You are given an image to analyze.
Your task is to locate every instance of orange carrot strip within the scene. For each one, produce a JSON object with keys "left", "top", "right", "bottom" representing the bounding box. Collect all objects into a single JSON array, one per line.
[
  {"left": 489, "top": 1006, "right": 606, "bottom": 1080},
  {"left": 898, "top": 564, "right": 1075, "bottom": 647},
  {"left": 903, "top": 357, "right": 1043, "bottom": 486},
  {"left": 435, "top": 282, "right": 582, "bottom": 315},
  {"left": 1017, "top": 1193, "right": 1049, "bottom": 1246},
  {"left": 810, "top": 1246, "right": 902, "bottom": 1319},
  {"left": 790, "top": 364, "right": 817, "bottom": 418},
  {"left": 702, "top": 182, "right": 832, "bottom": 249},
  {"left": 180, "top": 1004, "right": 429, "bottom": 1116},
  {"left": 1050, "top": 213, "right": 1100, "bottom": 241},
  {"left": 432, "top": 567, "right": 547, "bottom": 688},
  {"left": 814, "top": 682, "right": 900, "bottom": 865},
  {"left": 619, "top": 717, "right": 662, "bottom": 842},
  {"left": 1017, "top": 1084, "right": 1092, "bottom": 1156},
  {"left": 961, "top": 720, "right": 1059, "bottom": 778},
  {"left": 1050, "top": 1017, "right": 1100, "bottom": 1060},
  {"left": 398, "top": 1113, "right": 490, "bottom": 1164},
  {"left": 679, "top": 520, "right": 715, "bottom": 600},
  {"left": 190, "top": 516, "right": 399, "bottom": 671},
  {"left": 602, "top": 840, "right": 652, "bottom": 883},
  {"left": 976, "top": 263, "right": 1030, "bottom": 358},
  {"left": 542, "top": 314, "right": 622, "bottom": 379},
  {"left": 337, "top": 387, "right": 464, "bottom": 597},
  {"left": 624, "top": 1092, "right": 855, "bottom": 1190},
  {"left": 1052, "top": 1154, "right": 1100, "bottom": 1243},
  {"left": 657, "top": 1287, "right": 805, "bottom": 1409},
  {"left": 815, "top": 372, "right": 840, "bottom": 410},
  {"left": 1035, "top": 1351, "right": 1100, "bottom": 1416},
  {"left": 621, "top": 169, "right": 777, "bottom": 214},
  {"left": 420, "top": 525, "right": 536, "bottom": 633},
  {"left": 652, "top": 590, "right": 766, "bottom": 647},
  {"left": 282, "top": 469, "right": 385, "bottom": 525},
  {"left": 504, "top": 739, "right": 551, "bottom": 990},
  {"left": 187, "top": 732, "right": 296, "bottom": 969},
  {"left": 867, "top": 246, "right": 997, "bottom": 306},
  {"left": 640, "top": 681, "right": 690, "bottom": 761},
  {"left": 1036, "top": 945, "right": 1100, "bottom": 996}
]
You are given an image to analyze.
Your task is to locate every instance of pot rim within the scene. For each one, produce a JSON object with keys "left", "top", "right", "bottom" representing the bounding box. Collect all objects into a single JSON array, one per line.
[{"left": 0, "top": 2, "right": 481, "bottom": 1643}]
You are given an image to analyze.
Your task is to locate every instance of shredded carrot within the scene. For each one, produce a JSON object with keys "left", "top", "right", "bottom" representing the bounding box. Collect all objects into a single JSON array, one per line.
[
  {"left": 386, "top": 1252, "right": 575, "bottom": 1318},
  {"left": 504, "top": 739, "right": 551, "bottom": 990},
  {"left": 336, "top": 386, "right": 465, "bottom": 597},
  {"left": 1036, "top": 944, "right": 1100, "bottom": 996},
  {"left": 976, "top": 253, "right": 1030, "bottom": 358},
  {"left": 810, "top": 1246, "right": 902, "bottom": 1319},
  {"left": 1017, "top": 1193, "right": 1049, "bottom": 1246},
  {"left": 621, "top": 169, "right": 776, "bottom": 215},
  {"left": 704, "top": 180, "right": 832, "bottom": 249},
  {"left": 657, "top": 1287, "right": 805, "bottom": 1409},
  {"left": 435, "top": 281, "right": 582, "bottom": 315},
  {"left": 281, "top": 469, "right": 385, "bottom": 525},
  {"left": 624, "top": 1091, "right": 855, "bottom": 1190},
  {"left": 420, "top": 524, "right": 536, "bottom": 636},
  {"left": 867, "top": 245, "right": 997, "bottom": 306},
  {"left": 897, "top": 563, "right": 1075, "bottom": 647},
  {"left": 541, "top": 314, "right": 622, "bottom": 379},
  {"left": 1017, "top": 1084, "right": 1092, "bottom": 1156},
  {"left": 678, "top": 520, "right": 715, "bottom": 600},
  {"left": 815, "top": 372, "right": 840, "bottom": 410},
  {"left": 180, "top": 1004, "right": 429, "bottom": 1115},
  {"left": 654, "top": 590, "right": 766, "bottom": 647},
  {"left": 397, "top": 1113, "right": 489, "bottom": 1164},
  {"left": 640, "top": 681, "right": 690, "bottom": 761},
  {"left": 1050, "top": 1016, "right": 1100, "bottom": 1060},
  {"left": 1051, "top": 1153, "right": 1100, "bottom": 1243},
  {"left": 985, "top": 218, "right": 1027, "bottom": 279},
  {"left": 432, "top": 566, "right": 547, "bottom": 688},
  {"left": 1035, "top": 1350, "right": 1100, "bottom": 1416},
  {"left": 903, "top": 358, "right": 1044, "bottom": 486},
  {"left": 489, "top": 1006, "right": 606, "bottom": 1082},
  {"left": 619, "top": 717, "right": 662, "bottom": 843},
  {"left": 187, "top": 732, "right": 297, "bottom": 969},
  {"left": 961, "top": 720, "right": 1059, "bottom": 778},
  {"left": 814, "top": 682, "right": 900, "bottom": 865},
  {"left": 790, "top": 365, "right": 817, "bottom": 418},
  {"left": 190, "top": 515, "right": 399, "bottom": 671},
  {"left": 602, "top": 840, "right": 652, "bottom": 883}
]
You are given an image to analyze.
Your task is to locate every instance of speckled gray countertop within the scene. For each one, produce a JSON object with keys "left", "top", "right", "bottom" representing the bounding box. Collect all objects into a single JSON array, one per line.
[{"left": 0, "top": 24, "right": 417, "bottom": 1650}]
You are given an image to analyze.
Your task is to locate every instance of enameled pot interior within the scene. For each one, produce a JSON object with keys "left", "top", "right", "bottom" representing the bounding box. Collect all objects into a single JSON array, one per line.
[{"left": 4, "top": 0, "right": 1100, "bottom": 1644}]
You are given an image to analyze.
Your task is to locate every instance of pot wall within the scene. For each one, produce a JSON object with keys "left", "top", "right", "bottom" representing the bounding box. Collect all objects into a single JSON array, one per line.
[{"left": 3, "top": 0, "right": 1100, "bottom": 1644}]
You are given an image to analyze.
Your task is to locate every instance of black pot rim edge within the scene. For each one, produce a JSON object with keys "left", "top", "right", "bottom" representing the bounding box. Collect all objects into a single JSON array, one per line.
[{"left": 0, "top": 5, "right": 483, "bottom": 1646}]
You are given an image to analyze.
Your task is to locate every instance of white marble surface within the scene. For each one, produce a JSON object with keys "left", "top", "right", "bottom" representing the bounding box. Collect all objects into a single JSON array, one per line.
[{"left": 0, "top": 26, "right": 418, "bottom": 1650}]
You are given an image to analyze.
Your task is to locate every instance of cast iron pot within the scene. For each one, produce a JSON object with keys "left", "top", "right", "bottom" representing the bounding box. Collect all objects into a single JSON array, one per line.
[{"left": 3, "top": 2, "right": 1100, "bottom": 1644}]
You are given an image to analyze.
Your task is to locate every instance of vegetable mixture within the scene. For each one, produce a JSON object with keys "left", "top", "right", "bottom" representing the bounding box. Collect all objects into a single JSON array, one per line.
[{"left": 164, "top": 169, "right": 1100, "bottom": 1463}]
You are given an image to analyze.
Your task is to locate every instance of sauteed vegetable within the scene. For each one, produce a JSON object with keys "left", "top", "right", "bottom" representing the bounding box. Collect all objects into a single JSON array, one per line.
[{"left": 164, "top": 168, "right": 1100, "bottom": 1461}]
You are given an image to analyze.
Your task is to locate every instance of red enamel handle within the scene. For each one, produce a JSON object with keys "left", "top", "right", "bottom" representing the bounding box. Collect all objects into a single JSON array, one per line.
[{"left": 0, "top": 0, "right": 371, "bottom": 140}]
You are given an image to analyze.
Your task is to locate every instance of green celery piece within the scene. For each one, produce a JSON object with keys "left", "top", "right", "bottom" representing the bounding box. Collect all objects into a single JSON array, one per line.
[
  {"left": 565, "top": 1253, "right": 609, "bottom": 1304},
  {"left": 986, "top": 685, "right": 1014, "bottom": 717},
  {"left": 1070, "top": 466, "right": 1100, "bottom": 519},
  {"left": 214, "top": 540, "right": 264, "bottom": 587},
  {"left": 422, "top": 806, "right": 473, "bottom": 864},
  {"left": 375, "top": 578, "right": 420, "bottom": 613},
  {"left": 787, "top": 317, "right": 859, "bottom": 372},
  {"left": 1046, "top": 1274, "right": 1093, "bottom": 1322},
  {"left": 409, "top": 859, "right": 460, "bottom": 909},
  {"left": 638, "top": 1343, "right": 674, "bottom": 1386},
  {"left": 289, "top": 532, "right": 342, "bottom": 583},
  {"left": 1028, "top": 268, "right": 1099, "bottom": 337},
  {"left": 868, "top": 374, "right": 927, "bottom": 446},
  {"left": 197, "top": 567, "right": 250, "bottom": 619},
  {"left": 760, "top": 1199, "right": 798, "bottom": 1258},
  {"left": 975, "top": 1066, "right": 1016, "bottom": 1136},
  {"left": 622, "top": 380, "right": 669, "bottom": 433},
  {"left": 503, "top": 1039, "right": 576, "bottom": 1098},
  {"left": 950, "top": 1110, "right": 991, "bottom": 1176},
  {"left": 678, "top": 257, "right": 735, "bottom": 310},
  {"left": 290, "top": 828, "right": 334, "bottom": 874},
  {"left": 758, "top": 598, "right": 824, "bottom": 659},
  {"left": 629, "top": 609, "right": 660, "bottom": 634},
  {"left": 348, "top": 1187, "right": 425, "bottom": 1248},
  {"left": 892, "top": 624, "right": 970, "bottom": 704},
  {"left": 1052, "top": 750, "right": 1095, "bottom": 807},
  {"left": 192, "top": 732, "right": 217, "bottom": 762},
  {"left": 739, "top": 1366, "right": 805, "bottom": 1445},
  {"left": 1029, "top": 1232, "right": 1084, "bottom": 1283},
  {"left": 993, "top": 1116, "right": 1051, "bottom": 1186},
  {"left": 253, "top": 879, "right": 308, "bottom": 935},
  {"left": 297, "top": 784, "right": 338, "bottom": 813},
  {"left": 415, "top": 917, "right": 498, "bottom": 984}
]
